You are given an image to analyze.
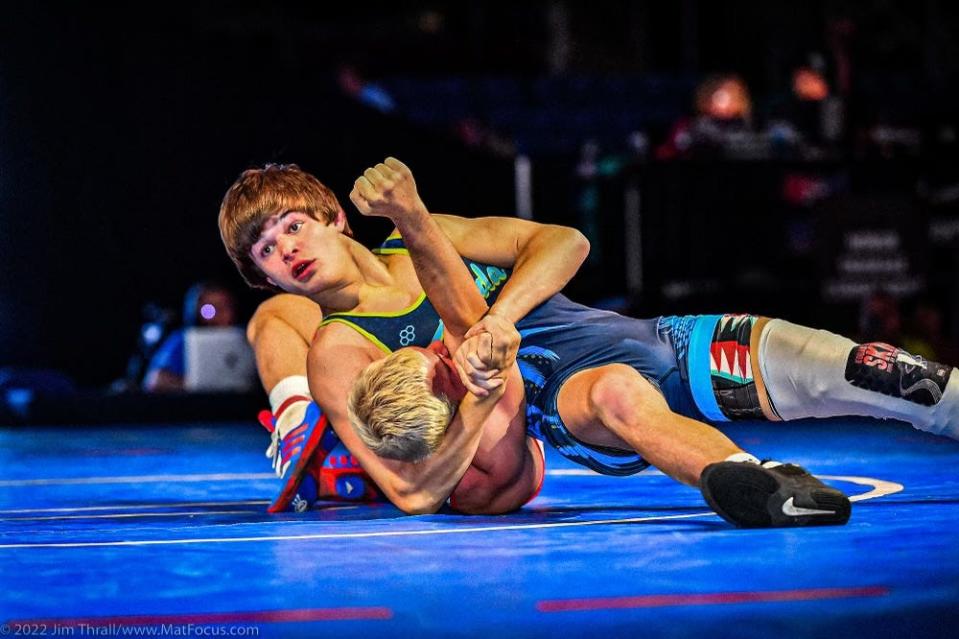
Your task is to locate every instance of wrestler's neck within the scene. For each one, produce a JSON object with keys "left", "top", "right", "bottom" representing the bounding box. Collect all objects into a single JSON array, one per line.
[{"left": 311, "top": 241, "right": 420, "bottom": 315}]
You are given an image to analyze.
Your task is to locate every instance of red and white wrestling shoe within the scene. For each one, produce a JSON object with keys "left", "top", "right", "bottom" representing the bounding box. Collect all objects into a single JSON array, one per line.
[
  {"left": 258, "top": 401, "right": 382, "bottom": 512},
  {"left": 258, "top": 400, "right": 332, "bottom": 513},
  {"left": 310, "top": 442, "right": 383, "bottom": 504}
]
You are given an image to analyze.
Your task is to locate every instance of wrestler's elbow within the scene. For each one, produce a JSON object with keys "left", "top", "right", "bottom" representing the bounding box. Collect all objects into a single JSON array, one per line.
[
  {"left": 539, "top": 224, "right": 589, "bottom": 265},
  {"left": 390, "top": 484, "right": 444, "bottom": 515},
  {"left": 395, "top": 494, "right": 443, "bottom": 516},
  {"left": 563, "top": 226, "right": 590, "bottom": 263}
]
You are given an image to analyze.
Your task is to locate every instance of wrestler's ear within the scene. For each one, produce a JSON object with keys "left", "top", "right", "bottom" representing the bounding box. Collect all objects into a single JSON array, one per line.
[{"left": 333, "top": 207, "right": 352, "bottom": 236}]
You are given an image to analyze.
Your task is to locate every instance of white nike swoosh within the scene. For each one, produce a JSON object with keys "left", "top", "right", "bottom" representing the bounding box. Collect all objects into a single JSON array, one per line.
[
  {"left": 900, "top": 377, "right": 942, "bottom": 403},
  {"left": 782, "top": 497, "right": 835, "bottom": 517}
]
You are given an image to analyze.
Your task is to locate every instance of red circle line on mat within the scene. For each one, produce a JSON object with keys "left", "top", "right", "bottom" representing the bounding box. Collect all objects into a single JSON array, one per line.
[{"left": 537, "top": 586, "right": 890, "bottom": 612}]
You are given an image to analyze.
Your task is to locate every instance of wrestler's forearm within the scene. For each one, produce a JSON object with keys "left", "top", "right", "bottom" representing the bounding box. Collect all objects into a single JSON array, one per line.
[
  {"left": 349, "top": 158, "right": 489, "bottom": 339},
  {"left": 395, "top": 388, "right": 507, "bottom": 514},
  {"left": 391, "top": 207, "right": 488, "bottom": 339},
  {"left": 488, "top": 224, "right": 589, "bottom": 324}
]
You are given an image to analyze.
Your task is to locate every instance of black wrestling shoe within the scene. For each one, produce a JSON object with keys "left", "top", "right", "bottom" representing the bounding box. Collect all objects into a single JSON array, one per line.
[{"left": 700, "top": 461, "right": 851, "bottom": 528}]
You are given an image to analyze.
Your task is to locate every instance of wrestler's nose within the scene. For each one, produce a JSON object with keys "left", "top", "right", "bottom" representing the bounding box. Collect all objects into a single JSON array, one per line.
[{"left": 279, "top": 235, "right": 298, "bottom": 262}]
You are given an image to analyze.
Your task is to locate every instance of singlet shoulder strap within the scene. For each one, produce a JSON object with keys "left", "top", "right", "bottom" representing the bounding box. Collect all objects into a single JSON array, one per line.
[
  {"left": 317, "top": 317, "right": 392, "bottom": 355},
  {"left": 318, "top": 292, "right": 431, "bottom": 354},
  {"left": 372, "top": 232, "right": 408, "bottom": 255}
]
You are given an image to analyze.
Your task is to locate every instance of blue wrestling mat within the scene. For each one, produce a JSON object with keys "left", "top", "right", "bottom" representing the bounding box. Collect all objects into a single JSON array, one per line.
[{"left": 1, "top": 418, "right": 957, "bottom": 638}]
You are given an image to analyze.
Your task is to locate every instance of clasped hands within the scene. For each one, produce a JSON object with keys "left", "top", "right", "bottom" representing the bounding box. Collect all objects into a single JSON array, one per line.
[{"left": 452, "top": 312, "right": 520, "bottom": 397}]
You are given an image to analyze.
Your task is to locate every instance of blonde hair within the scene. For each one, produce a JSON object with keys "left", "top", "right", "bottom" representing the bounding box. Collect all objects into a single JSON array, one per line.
[
  {"left": 218, "top": 164, "right": 342, "bottom": 290},
  {"left": 348, "top": 349, "right": 454, "bottom": 462}
]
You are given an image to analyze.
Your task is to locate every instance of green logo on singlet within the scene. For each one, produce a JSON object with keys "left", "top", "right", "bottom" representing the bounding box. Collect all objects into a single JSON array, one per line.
[{"left": 470, "top": 264, "right": 509, "bottom": 299}]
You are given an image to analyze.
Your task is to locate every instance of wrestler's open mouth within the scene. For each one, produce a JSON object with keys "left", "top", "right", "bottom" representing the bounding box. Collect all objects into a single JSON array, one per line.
[{"left": 292, "top": 260, "right": 315, "bottom": 281}]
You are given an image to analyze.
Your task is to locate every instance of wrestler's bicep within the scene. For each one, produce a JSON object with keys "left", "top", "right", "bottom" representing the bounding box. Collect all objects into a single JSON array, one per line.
[{"left": 434, "top": 214, "right": 540, "bottom": 268}]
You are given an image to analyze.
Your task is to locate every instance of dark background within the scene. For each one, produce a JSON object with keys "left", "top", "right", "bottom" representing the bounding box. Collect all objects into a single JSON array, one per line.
[{"left": 2, "top": 1, "right": 958, "bottom": 389}]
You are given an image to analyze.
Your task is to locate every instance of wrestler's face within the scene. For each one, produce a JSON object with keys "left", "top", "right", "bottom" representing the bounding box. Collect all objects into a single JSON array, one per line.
[
  {"left": 411, "top": 341, "right": 468, "bottom": 404},
  {"left": 250, "top": 212, "right": 349, "bottom": 295}
]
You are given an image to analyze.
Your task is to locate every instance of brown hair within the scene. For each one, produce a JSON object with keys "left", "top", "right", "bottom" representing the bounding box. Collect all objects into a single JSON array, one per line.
[{"left": 218, "top": 164, "right": 342, "bottom": 289}]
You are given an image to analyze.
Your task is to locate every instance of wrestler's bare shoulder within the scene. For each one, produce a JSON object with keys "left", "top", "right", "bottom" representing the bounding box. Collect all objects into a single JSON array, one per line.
[{"left": 308, "top": 322, "right": 380, "bottom": 377}]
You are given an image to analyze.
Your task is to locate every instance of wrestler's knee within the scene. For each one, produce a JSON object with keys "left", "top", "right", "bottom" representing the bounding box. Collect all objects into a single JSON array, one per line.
[
  {"left": 247, "top": 294, "right": 321, "bottom": 346},
  {"left": 587, "top": 364, "right": 666, "bottom": 427}
]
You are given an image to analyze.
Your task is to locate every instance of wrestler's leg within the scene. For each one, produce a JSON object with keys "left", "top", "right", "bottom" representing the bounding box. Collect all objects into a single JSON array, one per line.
[
  {"left": 557, "top": 364, "right": 746, "bottom": 486},
  {"left": 247, "top": 293, "right": 320, "bottom": 392},
  {"left": 557, "top": 363, "right": 850, "bottom": 527},
  {"left": 760, "top": 319, "right": 959, "bottom": 438},
  {"left": 248, "top": 294, "right": 380, "bottom": 508},
  {"left": 247, "top": 294, "right": 320, "bottom": 473}
]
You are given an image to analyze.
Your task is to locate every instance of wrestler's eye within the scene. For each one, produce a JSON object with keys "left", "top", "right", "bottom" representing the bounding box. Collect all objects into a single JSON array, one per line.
[
  {"left": 288, "top": 220, "right": 303, "bottom": 233},
  {"left": 259, "top": 244, "right": 275, "bottom": 258}
]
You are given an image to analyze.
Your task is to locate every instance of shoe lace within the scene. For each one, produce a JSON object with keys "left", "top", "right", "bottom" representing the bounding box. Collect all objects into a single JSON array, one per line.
[
  {"left": 258, "top": 409, "right": 285, "bottom": 477},
  {"left": 265, "top": 428, "right": 283, "bottom": 476},
  {"left": 259, "top": 399, "right": 311, "bottom": 479}
]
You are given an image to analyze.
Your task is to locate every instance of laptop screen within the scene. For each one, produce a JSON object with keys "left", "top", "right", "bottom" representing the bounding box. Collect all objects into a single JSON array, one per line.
[{"left": 184, "top": 327, "right": 257, "bottom": 392}]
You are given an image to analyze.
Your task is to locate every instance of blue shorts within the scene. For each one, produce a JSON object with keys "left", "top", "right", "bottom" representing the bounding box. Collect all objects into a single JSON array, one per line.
[{"left": 519, "top": 311, "right": 766, "bottom": 476}]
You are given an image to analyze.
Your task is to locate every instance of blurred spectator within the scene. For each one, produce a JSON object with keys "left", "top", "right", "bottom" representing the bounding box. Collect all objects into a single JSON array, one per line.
[
  {"left": 656, "top": 74, "right": 757, "bottom": 160},
  {"left": 902, "top": 301, "right": 959, "bottom": 364},
  {"left": 793, "top": 66, "right": 830, "bottom": 103},
  {"left": 116, "top": 302, "right": 175, "bottom": 392},
  {"left": 764, "top": 52, "right": 840, "bottom": 156},
  {"left": 337, "top": 66, "right": 396, "bottom": 114},
  {"left": 696, "top": 75, "right": 753, "bottom": 122},
  {"left": 858, "top": 290, "right": 902, "bottom": 344},
  {"left": 859, "top": 294, "right": 958, "bottom": 364},
  {"left": 142, "top": 282, "right": 240, "bottom": 393},
  {"left": 787, "top": 62, "right": 830, "bottom": 145}
]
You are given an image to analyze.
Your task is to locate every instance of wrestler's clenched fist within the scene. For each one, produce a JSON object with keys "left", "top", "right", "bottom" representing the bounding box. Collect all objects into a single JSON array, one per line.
[{"left": 349, "top": 157, "right": 428, "bottom": 220}]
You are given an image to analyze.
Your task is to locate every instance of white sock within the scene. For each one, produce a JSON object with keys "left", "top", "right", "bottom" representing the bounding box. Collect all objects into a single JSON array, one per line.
[
  {"left": 264, "top": 376, "right": 313, "bottom": 476},
  {"left": 724, "top": 452, "right": 761, "bottom": 464},
  {"left": 269, "top": 375, "right": 311, "bottom": 413},
  {"left": 268, "top": 375, "right": 312, "bottom": 438}
]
